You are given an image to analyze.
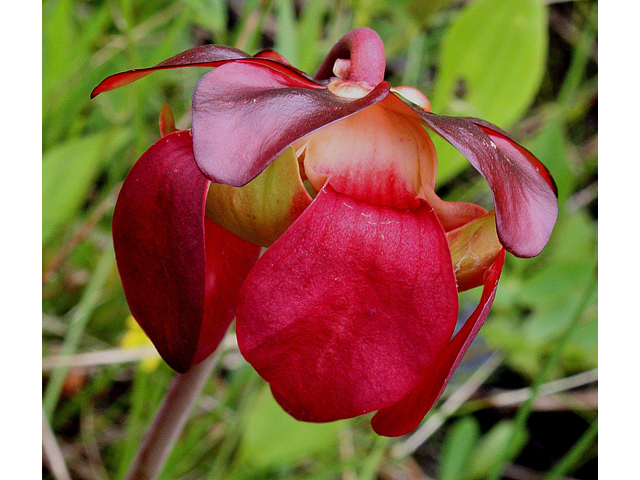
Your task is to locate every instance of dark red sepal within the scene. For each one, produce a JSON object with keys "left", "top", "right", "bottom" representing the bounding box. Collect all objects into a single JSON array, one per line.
[
  {"left": 91, "top": 45, "right": 322, "bottom": 98},
  {"left": 91, "top": 45, "right": 250, "bottom": 98},
  {"left": 416, "top": 111, "right": 558, "bottom": 258},
  {"left": 371, "top": 249, "right": 505, "bottom": 436},
  {"left": 113, "top": 130, "right": 260, "bottom": 372}
]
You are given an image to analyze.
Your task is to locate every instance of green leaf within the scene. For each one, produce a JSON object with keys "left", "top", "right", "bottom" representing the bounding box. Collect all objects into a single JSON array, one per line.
[
  {"left": 518, "top": 211, "right": 596, "bottom": 306},
  {"left": 401, "top": 32, "right": 427, "bottom": 87},
  {"left": 466, "top": 420, "right": 528, "bottom": 479},
  {"left": 439, "top": 417, "right": 480, "bottom": 480},
  {"left": 42, "top": 129, "right": 131, "bottom": 245},
  {"left": 189, "top": 0, "right": 229, "bottom": 43},
  {"left": 233, "top": 385, "right": 344, "bottom": 473},
  {"left": 432, "top": 0, "right": 547, "bottom": 126},
  {"left": 297, "top": 0, "right": 329, "bottom": 72},
  {"left": 431, "top": 0, "right": 547, "bottom": 183}
]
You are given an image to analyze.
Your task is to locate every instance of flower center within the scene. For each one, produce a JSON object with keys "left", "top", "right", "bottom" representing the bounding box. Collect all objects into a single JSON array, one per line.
[{"left": 300, "top": 100, "right": 438, "bottom": 210}]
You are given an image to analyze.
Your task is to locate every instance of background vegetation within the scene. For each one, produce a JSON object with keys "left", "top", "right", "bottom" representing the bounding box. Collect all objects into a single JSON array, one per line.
[{"left": 42, "top": 0, "right": 598, "bottom": 478}]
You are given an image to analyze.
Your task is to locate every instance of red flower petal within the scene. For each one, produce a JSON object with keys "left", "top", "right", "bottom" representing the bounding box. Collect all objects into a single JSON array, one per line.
[
  {"left": 113, "top": 130, "right": 260, "bottom": 372},
  {"left": 91, "top": 45, "right": 250, "bottom": 98},
  {"left": 371, "top": 249, "right": 505, "bottom": 436},
  {"left": 191, "top": 62, "right": 390, "bottom": 187},
  {"left": 417, "top": 112, "right": 558, "bottom": 258},
  {"left": 236, "top": 185, "right": 459, "bottom": 421}
]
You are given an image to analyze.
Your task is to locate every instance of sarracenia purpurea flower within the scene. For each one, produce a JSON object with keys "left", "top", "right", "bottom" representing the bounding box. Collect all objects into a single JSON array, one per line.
[{"left": 93, "top": 28, "right": 558, "bottom": 436}]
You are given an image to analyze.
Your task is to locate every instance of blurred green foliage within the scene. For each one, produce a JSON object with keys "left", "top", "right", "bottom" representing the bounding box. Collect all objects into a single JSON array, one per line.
[{"left": 43, "top": 0, "right": 597, "bottom": 479}]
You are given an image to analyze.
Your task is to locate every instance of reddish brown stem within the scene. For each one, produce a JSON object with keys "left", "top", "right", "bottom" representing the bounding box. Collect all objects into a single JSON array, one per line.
[{"left": 124, "top": 352, "right": 219, "bottom": 480}]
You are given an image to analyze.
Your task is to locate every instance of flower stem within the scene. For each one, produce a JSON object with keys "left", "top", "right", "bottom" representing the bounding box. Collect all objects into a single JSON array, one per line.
[{"left": 124, "top": 351, "right": 219, "bottom": 480}]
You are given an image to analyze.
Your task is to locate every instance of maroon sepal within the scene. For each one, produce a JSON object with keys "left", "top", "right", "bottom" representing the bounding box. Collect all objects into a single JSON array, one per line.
[
  {"left": 91, "top": 45, "right": 321, "bottom": 98},
  {"left": 113, "top": 130, "right": 260, "bottom": 372},
  {"left": 416, "top": 111, "right": 558, "bottom": 258}
]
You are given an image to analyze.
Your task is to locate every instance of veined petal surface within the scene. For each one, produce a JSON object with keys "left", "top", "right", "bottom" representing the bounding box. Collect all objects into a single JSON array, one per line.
[{"left": 236, "top": 185, "right": 459, "bottom": 421}]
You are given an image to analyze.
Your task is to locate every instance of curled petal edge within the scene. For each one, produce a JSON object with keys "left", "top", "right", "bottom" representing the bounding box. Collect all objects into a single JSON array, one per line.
[
  {"left": 416, "top": 110, "right": 558, "bottom": 258},
  {"left": 382, "top": 92, "right": 557, "bottom": 258},
  {"left": 314, "top": 27, "right": 386, "bottom": 84}
]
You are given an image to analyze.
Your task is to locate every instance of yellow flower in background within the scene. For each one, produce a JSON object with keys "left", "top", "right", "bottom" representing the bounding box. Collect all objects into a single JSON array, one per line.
[{"left": 121, "top": 316, "right": 161, "bottom": 372}]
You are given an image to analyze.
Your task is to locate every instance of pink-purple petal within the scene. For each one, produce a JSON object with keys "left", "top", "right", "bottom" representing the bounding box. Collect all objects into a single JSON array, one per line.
[
  {"left": 235, "top": 185, "right": 459, "bottom": 421},
  {"left": 113, "top": 130, "right": 260, "bottom": 372},
  {"left": 416, "top": 112, "right": 558, "bottom": 258},
  {"left": 371, "top": 249, "right": 505, "bottom": 436},
  {"left": 191, "top": 62, "right": 390, "bottom": 186}
]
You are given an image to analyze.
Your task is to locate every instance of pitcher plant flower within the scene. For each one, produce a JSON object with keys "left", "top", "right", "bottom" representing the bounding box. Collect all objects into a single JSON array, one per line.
[{"left": 93, "top": 28, "right": 558, "bottom": 436}]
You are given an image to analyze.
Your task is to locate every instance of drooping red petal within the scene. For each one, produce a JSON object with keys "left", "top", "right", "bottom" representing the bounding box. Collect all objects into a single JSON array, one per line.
[
  {"left": 314, "top": 27, "right": 386, "bottom": 84},
  {"left": 371, "top": 249, "right": 505, "bottom": 437},
  {"left": 113, "top": 130, "right": 260, "bottom": 372},
  {"left": 191, "top": 62, "right": 390, "bottom": 186},
  {"left": 91, "top": 45, "right": 250, "bottom": 97},
  {"left": 91, "top": 45, "right": 320, "bottom": 98},
  {"left": 236, "top": 185, "right": 459, "bottom": 422},
  {"left": 468, "top": 118, "right": 557, "bottom": 195},
  {"left": 416, "top": 112, "right": 558, "bottom": 258}
]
